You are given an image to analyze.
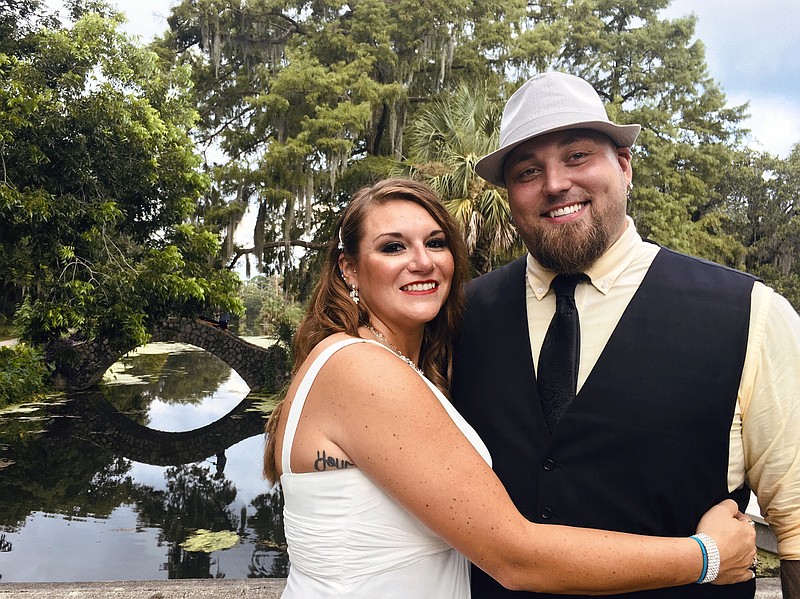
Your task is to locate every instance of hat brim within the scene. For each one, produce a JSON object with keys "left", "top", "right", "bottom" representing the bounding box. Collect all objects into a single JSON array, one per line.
[{"left": 474, "top": 120, "right": 641, "bottom": 188}]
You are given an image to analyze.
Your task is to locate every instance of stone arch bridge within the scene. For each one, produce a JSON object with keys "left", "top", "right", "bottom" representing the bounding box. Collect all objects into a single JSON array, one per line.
[
  {"left": 48, "top": 317, "right": 287, "bottom": 393},
  {"left": 42, "top": 317, "right": 289, "bottom": 467}
]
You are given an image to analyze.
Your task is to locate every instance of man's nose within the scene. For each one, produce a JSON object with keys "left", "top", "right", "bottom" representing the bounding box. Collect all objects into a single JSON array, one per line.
[{"left": 542, "top": 165, "right": 571, "bottom": 196}]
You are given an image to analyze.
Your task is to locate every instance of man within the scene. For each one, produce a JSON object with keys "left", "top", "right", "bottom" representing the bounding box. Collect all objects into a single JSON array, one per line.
[{"left": 452, "top": 72, "right": 800, "bottom": 598}]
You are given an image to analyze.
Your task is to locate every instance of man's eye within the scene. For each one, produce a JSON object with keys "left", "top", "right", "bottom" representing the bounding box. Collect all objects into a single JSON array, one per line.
[
  {"left": 514, "top": 167, "right": 539, "bottom": 180},
  {"left": 381, "top": 242, "right": 405, "bottom": 254}
]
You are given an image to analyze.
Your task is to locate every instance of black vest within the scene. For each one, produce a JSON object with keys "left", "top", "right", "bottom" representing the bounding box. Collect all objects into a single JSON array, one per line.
[{"left": 452, "top": 248, "right": 757, "bottom": 598}]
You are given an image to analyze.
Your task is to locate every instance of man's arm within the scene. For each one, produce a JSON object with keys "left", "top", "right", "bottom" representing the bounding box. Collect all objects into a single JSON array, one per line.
[
  {"left": 742, "top": 288, "right": 800, "bottom": 596},
  {"left": 781, "top": 560, "right": 800, "bottom": 598}
]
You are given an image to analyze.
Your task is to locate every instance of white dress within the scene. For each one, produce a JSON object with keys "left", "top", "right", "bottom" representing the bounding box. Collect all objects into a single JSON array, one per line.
[{"left": 279, "top": 338, "right": 492, "bottom": 598}]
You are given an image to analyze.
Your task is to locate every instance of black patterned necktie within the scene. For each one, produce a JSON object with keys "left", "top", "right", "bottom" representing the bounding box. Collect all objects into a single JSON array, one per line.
[{"left": 537, "top": 273, "right": 588, "bottom": 434}]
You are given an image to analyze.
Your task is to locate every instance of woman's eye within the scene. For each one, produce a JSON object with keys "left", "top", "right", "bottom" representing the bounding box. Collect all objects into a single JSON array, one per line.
[
  {"left": 381, "top": 242, "right": 405, "bottom": 254},
  {"left": 427, "top": 237, "right": 448, "bottom": 249}
]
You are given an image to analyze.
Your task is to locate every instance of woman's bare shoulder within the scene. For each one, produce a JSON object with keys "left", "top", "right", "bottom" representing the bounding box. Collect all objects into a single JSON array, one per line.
[
  {"left": 292, "top": 333, "right": 418, "bottom": 400},
  {"left": 313, "top": 335, "right": 423, "bottom": 392},
  {"left": 303, "top": 333, "right": 410, "bottom": 373}
]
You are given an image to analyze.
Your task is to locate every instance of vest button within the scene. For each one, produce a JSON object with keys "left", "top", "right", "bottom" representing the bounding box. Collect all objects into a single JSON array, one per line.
[
  {"left": 542, "top": 458, "right": 556, "bottom": 471},
  {"left": 541, "top": 507, "right": 553, "bottom": 519}
]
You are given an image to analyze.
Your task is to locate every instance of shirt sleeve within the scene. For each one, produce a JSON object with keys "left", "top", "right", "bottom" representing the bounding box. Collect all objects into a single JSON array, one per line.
[{"left": 741, "top": 284, "right": 800, "bottom": 560}]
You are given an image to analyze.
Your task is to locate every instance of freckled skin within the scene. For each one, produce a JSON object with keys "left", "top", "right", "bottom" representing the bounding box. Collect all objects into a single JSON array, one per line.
[{"left": 269, "top": 196, "right": 756, "bottom": 593}]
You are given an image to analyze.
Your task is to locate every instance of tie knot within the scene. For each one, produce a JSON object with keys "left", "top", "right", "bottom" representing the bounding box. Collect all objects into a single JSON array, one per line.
[{"left": 550, "top": 273, "right": 588, "bottom": 299}]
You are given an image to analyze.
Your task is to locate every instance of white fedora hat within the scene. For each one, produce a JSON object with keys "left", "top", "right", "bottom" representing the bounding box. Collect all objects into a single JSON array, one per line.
[{"left": 474, "top": 72, "right": 641, "bottom": 188}]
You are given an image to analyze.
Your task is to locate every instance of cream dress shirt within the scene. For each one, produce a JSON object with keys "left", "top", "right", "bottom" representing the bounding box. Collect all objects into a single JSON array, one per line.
[{"left": 524, "top": 217, "right": 800, "bottom": 559}]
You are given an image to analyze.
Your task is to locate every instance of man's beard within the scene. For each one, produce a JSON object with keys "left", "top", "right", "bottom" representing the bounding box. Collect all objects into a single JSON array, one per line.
[{"left": 523, "top": 213, "right": 612, "bottom": 275}]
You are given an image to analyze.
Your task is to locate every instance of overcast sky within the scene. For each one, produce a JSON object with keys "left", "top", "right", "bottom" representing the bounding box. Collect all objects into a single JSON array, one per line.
[
  {"left": 663, "top": 0, "right": 800, "bottom": 157},
  {"left": 48, "top": 0, "right": 800, "bottom": 157}
]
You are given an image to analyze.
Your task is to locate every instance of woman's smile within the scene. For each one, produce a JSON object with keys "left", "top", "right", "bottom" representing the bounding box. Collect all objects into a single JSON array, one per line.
[{"left": 341, "top": 199, "right": 454, "bottom": 337}]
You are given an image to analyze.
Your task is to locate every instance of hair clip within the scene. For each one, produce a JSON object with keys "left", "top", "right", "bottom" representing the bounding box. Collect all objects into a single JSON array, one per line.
[{"left": 337, "top": 227, "right": 344, "bottom": 250}]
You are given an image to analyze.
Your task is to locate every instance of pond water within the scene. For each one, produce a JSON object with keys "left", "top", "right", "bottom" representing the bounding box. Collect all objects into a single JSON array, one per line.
[{"left": 0, "top": 340, "right": 287, "bottom": 583}]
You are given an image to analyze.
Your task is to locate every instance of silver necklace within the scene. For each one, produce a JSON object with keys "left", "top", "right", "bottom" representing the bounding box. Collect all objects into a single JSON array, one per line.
[{"left": 366, "top": 325, "right": 424, "bottom": 376}]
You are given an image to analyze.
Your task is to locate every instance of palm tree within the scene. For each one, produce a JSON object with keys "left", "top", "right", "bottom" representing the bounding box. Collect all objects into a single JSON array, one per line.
[{"left": 403, "top": 85, "right": 520, "bottom": 274}]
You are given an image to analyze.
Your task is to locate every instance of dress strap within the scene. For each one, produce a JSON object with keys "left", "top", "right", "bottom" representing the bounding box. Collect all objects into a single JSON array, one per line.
[{"left": 281, "top": 337, "right": 368, "bottom": 475}]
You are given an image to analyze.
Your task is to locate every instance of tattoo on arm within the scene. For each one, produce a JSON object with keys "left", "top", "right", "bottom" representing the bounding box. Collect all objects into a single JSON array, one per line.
[{"left": 314, "top": 449, "right": 356, "bottom": 471}]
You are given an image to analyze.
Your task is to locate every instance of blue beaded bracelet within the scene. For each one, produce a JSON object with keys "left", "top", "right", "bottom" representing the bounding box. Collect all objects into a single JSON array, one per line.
[{"left": 690, "top": 534, "right": 708, "bottom": 584}]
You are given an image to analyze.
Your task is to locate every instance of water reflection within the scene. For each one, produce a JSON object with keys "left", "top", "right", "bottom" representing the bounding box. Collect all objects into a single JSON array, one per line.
[
  {"left": 0, "top": 341, "right": 287, "bottom": 583},
  {"left": 102, "top": 342, "right": 239, "bottom": 428}
]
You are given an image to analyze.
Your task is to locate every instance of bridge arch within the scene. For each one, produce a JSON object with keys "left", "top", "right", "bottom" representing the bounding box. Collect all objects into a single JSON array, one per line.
[{"left": 48, "top": 317, "right": 288, "bottom": 392}]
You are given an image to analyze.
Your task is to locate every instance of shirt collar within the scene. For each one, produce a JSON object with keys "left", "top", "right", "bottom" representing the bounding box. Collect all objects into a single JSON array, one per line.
[{"left": 526, "top": 216, "right": 642, "bottom": 300}]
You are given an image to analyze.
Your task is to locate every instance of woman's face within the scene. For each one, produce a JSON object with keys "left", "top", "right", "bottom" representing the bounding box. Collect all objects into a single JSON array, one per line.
[{"left": 341, "top": 199, "right": 454, "bottom": 334}]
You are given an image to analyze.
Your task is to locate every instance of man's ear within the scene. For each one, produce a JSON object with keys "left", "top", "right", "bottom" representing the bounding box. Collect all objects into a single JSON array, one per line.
[{"left": 616, "top": 146, "right": 633, "bottom": 185}]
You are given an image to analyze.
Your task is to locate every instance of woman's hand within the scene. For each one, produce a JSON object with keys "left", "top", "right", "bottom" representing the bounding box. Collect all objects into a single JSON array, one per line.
[{"left": 695, "top": 499, "right": 757, "bottom": 585}]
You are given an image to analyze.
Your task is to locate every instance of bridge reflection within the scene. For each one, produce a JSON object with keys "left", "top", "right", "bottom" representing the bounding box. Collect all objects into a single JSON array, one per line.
[{"left": 58, "top": 388, "right": 270, "bottom": 466}]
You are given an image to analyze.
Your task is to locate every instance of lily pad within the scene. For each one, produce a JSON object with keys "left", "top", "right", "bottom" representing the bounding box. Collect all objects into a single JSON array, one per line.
[
  {"left": 0, "top": 404, "right": 44, "bottom": 415},
  {"left": 179, "top": 529, "right": 240, "bottom": 553}
]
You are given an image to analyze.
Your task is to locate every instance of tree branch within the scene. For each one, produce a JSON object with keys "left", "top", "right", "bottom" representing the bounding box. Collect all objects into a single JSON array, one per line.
[{"left": 227, "top": 240, "right": 328, "bottom": 270}]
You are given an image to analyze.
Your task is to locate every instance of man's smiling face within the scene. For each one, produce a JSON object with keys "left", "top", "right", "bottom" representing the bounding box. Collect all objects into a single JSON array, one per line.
[{"left": 503, "top": 129, "right": 633, "bottom": 274}]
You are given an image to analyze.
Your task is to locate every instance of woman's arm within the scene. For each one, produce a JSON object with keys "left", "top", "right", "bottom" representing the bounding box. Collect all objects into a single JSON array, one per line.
[{"left": 308, "top": 344, "right": 755, "bottom": 594}]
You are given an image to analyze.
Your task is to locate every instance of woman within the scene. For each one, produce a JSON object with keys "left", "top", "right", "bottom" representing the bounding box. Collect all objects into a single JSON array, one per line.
[{"left": 263, "top": 178, "right": 755, "bottom": 597}]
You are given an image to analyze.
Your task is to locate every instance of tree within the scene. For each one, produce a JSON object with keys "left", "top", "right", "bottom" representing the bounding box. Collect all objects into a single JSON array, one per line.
[
  {"left": 401, "top": 0, "right": 759, "bottom": 275},
  {"left": 524, "top": 0, "right": 749, "bottom": 262},
  {"left": 0, "top": 1, "right": 241, "bottom": 347},
  {"left": 403, "top": 84, "right": 519, "bottom": 274},
  {"left": 0, "top": 0, "right": 50, "bottom": 50},
  {"left": 155, "top": 0, "right": 400, "bottom": 282},
  {"left": 154, "top": 0, "right": 546, "bottom": 288},
  {"left": 237, "top": 274, "right": 303, "bottom": 335},
  {"left": 150, "top": 0, "right": 769, "bottom": 292},
  {"left": 720, "top": 145, "right": 800, "bottom": 309}
]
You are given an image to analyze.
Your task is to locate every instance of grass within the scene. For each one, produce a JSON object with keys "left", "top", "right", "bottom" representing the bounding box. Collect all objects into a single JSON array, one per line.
[{"left": 756, "top": 548, "right": 781, "bottom": 578}]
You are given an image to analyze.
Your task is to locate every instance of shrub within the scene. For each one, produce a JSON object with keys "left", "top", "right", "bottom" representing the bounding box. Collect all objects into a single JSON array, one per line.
[{"left": 0, "top": 344, "right": 51, "bottom": 407}]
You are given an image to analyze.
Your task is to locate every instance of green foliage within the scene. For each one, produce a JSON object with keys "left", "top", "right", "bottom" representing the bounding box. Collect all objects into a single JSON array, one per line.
[
  {"left": 0, "top": 343, "right": 51, "bottom": 407},
  {"left": 755, "top": 548, "right": 780, "bottom": 578},
  {"left": 238, "top": 275, "right": 304, "bottom": 337},
  {"left": 718, "top": 145, "right": 800, "bottom": 309},
  {"left": 523, "top": 0, "right": 749, "bottom": 257},
  {"left": 154, "top": 0, "right": 540, "bottom": 282},
  {"left": 403, "top": 84, "right": 520, "bottom": 274},
  {"left": 259, "top": 295, "right": 304, "bottom": 338},
  {"left": 150, "top": 0, "right": 800, "bottom": 298},
  {"left": 239, "top": 275, "right": 271, "bottom": 335},
  {"left": 2, "top": 0, "right": 799, "bottom": 348},
  {"left": 0, "top": 313, "right": 17, "bottom": 338},
  {"left": 0, "top": 3, "right": 241, "bottom": 347}
]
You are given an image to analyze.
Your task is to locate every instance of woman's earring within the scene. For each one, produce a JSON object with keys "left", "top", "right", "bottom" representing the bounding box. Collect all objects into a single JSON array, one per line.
[{"left": 349, "top": 283, "right": 359, "bottom": 305}]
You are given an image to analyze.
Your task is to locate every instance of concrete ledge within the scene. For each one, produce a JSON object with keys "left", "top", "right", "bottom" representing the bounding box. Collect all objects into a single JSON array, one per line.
[
  {"left": 756, "top": 577, "right": 783, "bottom": 598},
  {"left": 0, "top": 578, "right": 286, "bottom": 598},
  {"left": 0, "top": 577, "right": 783, "bottom": 598}
]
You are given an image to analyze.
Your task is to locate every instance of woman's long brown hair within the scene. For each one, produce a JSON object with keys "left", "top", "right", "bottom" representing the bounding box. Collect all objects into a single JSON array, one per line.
[{"left": 263, "top": 178, "right": 470, "bottom": 483}]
